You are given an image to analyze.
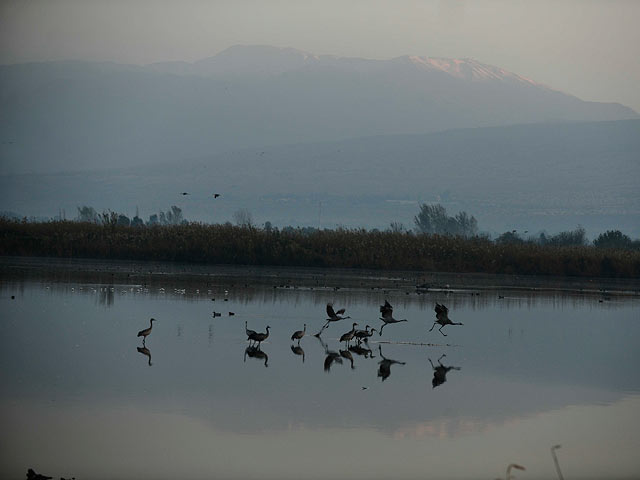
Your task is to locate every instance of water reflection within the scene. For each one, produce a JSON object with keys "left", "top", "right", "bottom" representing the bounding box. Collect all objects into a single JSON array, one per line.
[
  {"left": 1, "top": 272, "right": 639, "bottom": 480},
  {"left": 290, "top": 345, "right": 305, "bottom": 363},
  {"left": 348, "top": 344, "right": 376, "bottom": 359},
  {"left": 339, "top": 349, "right": 355, "bottom": 369},
  {"left": 136, "top": 346, "right": 152, "bottom": 366},
  {"left": 316, "top": 336, "right": 343, "bottom": 372},
  {"left": 429, "top": 354, "right": 461, "bottom": 388},
  {"left": 377, "top": 345, "right": 406, "bottom": 381},
  {"left": 244, "top": 346, "right": 269, "bottom": 367}
]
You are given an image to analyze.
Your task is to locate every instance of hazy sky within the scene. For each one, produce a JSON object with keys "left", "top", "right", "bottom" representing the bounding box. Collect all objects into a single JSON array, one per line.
[{"left": 1, "top": 0, "right": 639, "bottom": 111}]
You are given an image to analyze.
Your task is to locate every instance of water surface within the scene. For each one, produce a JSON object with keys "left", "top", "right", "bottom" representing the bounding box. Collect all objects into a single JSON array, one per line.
[{"left": 1, "top": 273, "right": 639, "bottom": 479}]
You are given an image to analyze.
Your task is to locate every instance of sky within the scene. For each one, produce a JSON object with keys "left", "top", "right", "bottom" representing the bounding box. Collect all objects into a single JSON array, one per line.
[{"left": 1, "top": 0, "right": 639, "bottom": 111}]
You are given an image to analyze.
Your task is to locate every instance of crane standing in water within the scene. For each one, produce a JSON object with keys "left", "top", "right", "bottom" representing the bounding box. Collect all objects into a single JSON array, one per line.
[
  {"left": 429, "top": 303, "right": 463, "bottom": 336},
  {"left": 137, "top": 318, "right": 156, "bottom": 345},
  {"left": 291, "top": 324, "right": 306, "bottom": 344},
  {"left": 249, "top": 326, "right": 271, "bottom": 347},
  {"left": 339, "top": 322, "right": 359, "bottom": 346}
]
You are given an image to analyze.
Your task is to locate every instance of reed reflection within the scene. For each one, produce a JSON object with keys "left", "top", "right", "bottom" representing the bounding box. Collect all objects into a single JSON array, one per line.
[
  {"left": 377, "top": 345, "right": 406, "bottom": 381},
  {"left": 429, "top": 354, "right": 461, "bottom": 388},
  {"left": 244, "top": 345, "right": 269, "bottom": 367},
  {"left": 290, "top": 344, "right": 305, "bottom": 363},
  {"left": 136, "top": 346, "right": 152, "bottom": 366}
]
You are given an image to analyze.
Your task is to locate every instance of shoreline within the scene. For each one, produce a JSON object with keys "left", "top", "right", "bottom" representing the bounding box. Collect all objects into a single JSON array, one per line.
[{"left": 2, "top": 256, "right": 639, "bottom": 297}]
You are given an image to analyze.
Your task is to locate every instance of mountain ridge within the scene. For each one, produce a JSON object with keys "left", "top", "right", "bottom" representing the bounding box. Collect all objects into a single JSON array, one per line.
[{"left": 0, "top": 45, "right": 637, "bottom": 175}]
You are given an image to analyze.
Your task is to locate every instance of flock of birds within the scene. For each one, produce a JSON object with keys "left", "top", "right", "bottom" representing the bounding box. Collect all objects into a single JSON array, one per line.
[{"left": 135, "top": 299, "right": 463, "bottom": 379}]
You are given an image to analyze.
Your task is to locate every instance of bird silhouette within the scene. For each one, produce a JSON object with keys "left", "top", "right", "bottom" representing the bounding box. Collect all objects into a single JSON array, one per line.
[
  {"left": 379, "top": 300, "right": 407, "bottom": 335},
  {"left": 244, "top": 345, "right": 268, "bottom": 367},
  {"left": 137, "top": 318, "right": 156, "bottom": 345},
  {"left": 291, "top": 324, "right": 306, "bottom": 344},
  {"left": 429, "top": 354, "right": 461, "bottom": 388},
  {"left": 249, "top": 326, "right": 271, "bottom": 347},
  {"left": 340, "top": 349, "right": 355, "bottom": 369},
  {"left": 316, "top": 335, "right": 343, "bottom": 372},
  {"left": 180, "top": 192, "right": 190, "bottom": 195},
  {"left": 354, "top": 325, "right": 377, "bottom": 343},
  {"left": 429, "top": 303, "right": 463, "bottom": 336},
  {"left": 137, "top": 346, "right": 152, "bottom": 366},
  {"left": 245, "top": 321, "right": 257, "bottom": 345},
  {"left": 315, "top": 303, "right": 350, "bottom": 335},
  {"left": 339, "top": 322, "right": 359, "bottom": 346},
  {"left": 495, "top": 463, "right": 526, "bottom": 480},
  {"left": 213, "top": 193, "right": 221, "bottom": 198},
  {"left": 290, "top": 344, "right": 305, "bottom": 363},
  {"left": 348, "top": 344, "right": 376, "bottom": 358},
  {"left": 377, "top": 345, "right": 405, "bottom": 381}
]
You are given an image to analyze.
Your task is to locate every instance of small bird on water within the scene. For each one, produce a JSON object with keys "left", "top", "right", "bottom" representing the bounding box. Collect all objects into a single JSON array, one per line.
[{"left": 137, "top": 318, "right": 156, "bottom": 344}]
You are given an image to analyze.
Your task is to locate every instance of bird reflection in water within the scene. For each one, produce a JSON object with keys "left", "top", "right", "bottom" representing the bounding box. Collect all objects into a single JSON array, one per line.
[
  {"left": 429, "top": 354, "right": 461, "bottom": 388},
  {"left": 316, "top": 335, "right": 343, "bottom": 372},
  {"left": 377, "top": 345, "right": 405, "bottom": 381},
  {"left": 339, "top": 349, "right": 355, "bottom": 369},
  {"left": 349, "top": 344, "right": 376, "bottom": 359},
  {"left": 244, "top": 345, "right": 269, "bottom": 367},
  {"left": 137, "top": 346, "right": 152, "bottom": 366},
  {"left": 290, "top": 344, "right": 305, "bottom": 363}
]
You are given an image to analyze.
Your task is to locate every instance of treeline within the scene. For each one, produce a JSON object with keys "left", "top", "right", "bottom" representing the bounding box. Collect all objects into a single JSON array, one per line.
[
  {"left": 76, "top": 205, "right": 186, "bottom": 226},
  {"left": 1, "top": 218, "right": 638, "bottom": 278}
]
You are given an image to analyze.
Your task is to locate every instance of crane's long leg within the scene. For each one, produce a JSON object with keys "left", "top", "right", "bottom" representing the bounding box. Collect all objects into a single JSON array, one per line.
[
  {"left": 379, "top": 323, "right": 386, "bottom": 336},
  {"left": 438, "top": 353, "right": 446, "bottom": 363},
  {"left": 438, "top": 325, "right": 447, "bottom": 336},
  {"left": 429, "top": 322, "right": 437, "bottom": 332},
  {"left": 428, "top": 358, "right": 436, "bottom": 369}
]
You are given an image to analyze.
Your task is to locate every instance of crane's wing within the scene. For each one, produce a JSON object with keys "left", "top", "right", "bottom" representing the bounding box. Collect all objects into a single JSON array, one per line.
[
  {"left": 435, "top": 303, "right": 449, "bottom": 321},
  {"left": 435, "top": 303, "right": 448, "bottom": 315},
  {"left": 380, "top": 300, "right": 393, "bottom": 316},
  {"left": 335, "top": 308, "right": 346, "bottom": 315},
  {"left": 326, "top": 303, "right": 336, "bottom": 317}
]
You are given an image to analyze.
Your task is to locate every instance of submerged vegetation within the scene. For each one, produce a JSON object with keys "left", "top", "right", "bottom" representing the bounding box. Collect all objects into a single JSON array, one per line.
[{"left": 1, "top": 218, "right": 638, "bottom": 278}]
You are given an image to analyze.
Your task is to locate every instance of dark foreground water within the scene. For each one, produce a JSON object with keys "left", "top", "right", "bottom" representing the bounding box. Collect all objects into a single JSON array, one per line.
[{"left": 1, "top": 271, "right": 639, "bottom": 479}]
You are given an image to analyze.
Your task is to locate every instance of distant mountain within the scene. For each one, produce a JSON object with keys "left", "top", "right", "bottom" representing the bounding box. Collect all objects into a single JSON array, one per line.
[
  {"left": 2, "top": 120, "right": 638, "bottom": 236},
  {"left": 0, "top": 45, "right": 637, "bottom": 174}
]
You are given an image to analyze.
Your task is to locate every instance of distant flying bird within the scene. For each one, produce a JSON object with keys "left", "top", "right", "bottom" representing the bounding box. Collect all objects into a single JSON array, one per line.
[
  {"left": 291, "top": 324, "right": 306, "bottom": 344},
  {"left": 429, "top": 303, "right": 463, "bottom": 336},
  {"left": 379, "top": 300, "right": 407, "bottom": 335},
  {"left": 180, "top": 192, "right": 190, "bottom": 195},
  {"left": 213, "top": 193, "right": 220, "bottom": 198},
  {"left": 137, "top": 318, "right": 156, "bottom": 344}
]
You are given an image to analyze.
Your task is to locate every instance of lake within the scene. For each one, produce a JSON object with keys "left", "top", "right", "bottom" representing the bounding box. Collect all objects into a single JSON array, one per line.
[{"left": 1, "top": 262, "right": 639, "bottom": 479}]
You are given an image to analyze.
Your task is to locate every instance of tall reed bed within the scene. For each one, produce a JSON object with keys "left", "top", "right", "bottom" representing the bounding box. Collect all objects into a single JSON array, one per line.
[{"left": 1, "top": 219, "right": 638, "bottom": 278}]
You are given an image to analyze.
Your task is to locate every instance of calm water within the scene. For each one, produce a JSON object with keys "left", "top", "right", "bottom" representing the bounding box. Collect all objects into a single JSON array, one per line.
[{"left": 1, "top": 274, "right": 639, "bottom": 480}]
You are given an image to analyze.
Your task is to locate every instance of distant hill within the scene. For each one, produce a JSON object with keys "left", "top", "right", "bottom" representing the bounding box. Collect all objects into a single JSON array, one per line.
[
  {"left": 1, "top": 120, "right": 638, "bottom": 236},
  {"left": 0, "top": 45, "right": 637, "bottom": 174}
]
